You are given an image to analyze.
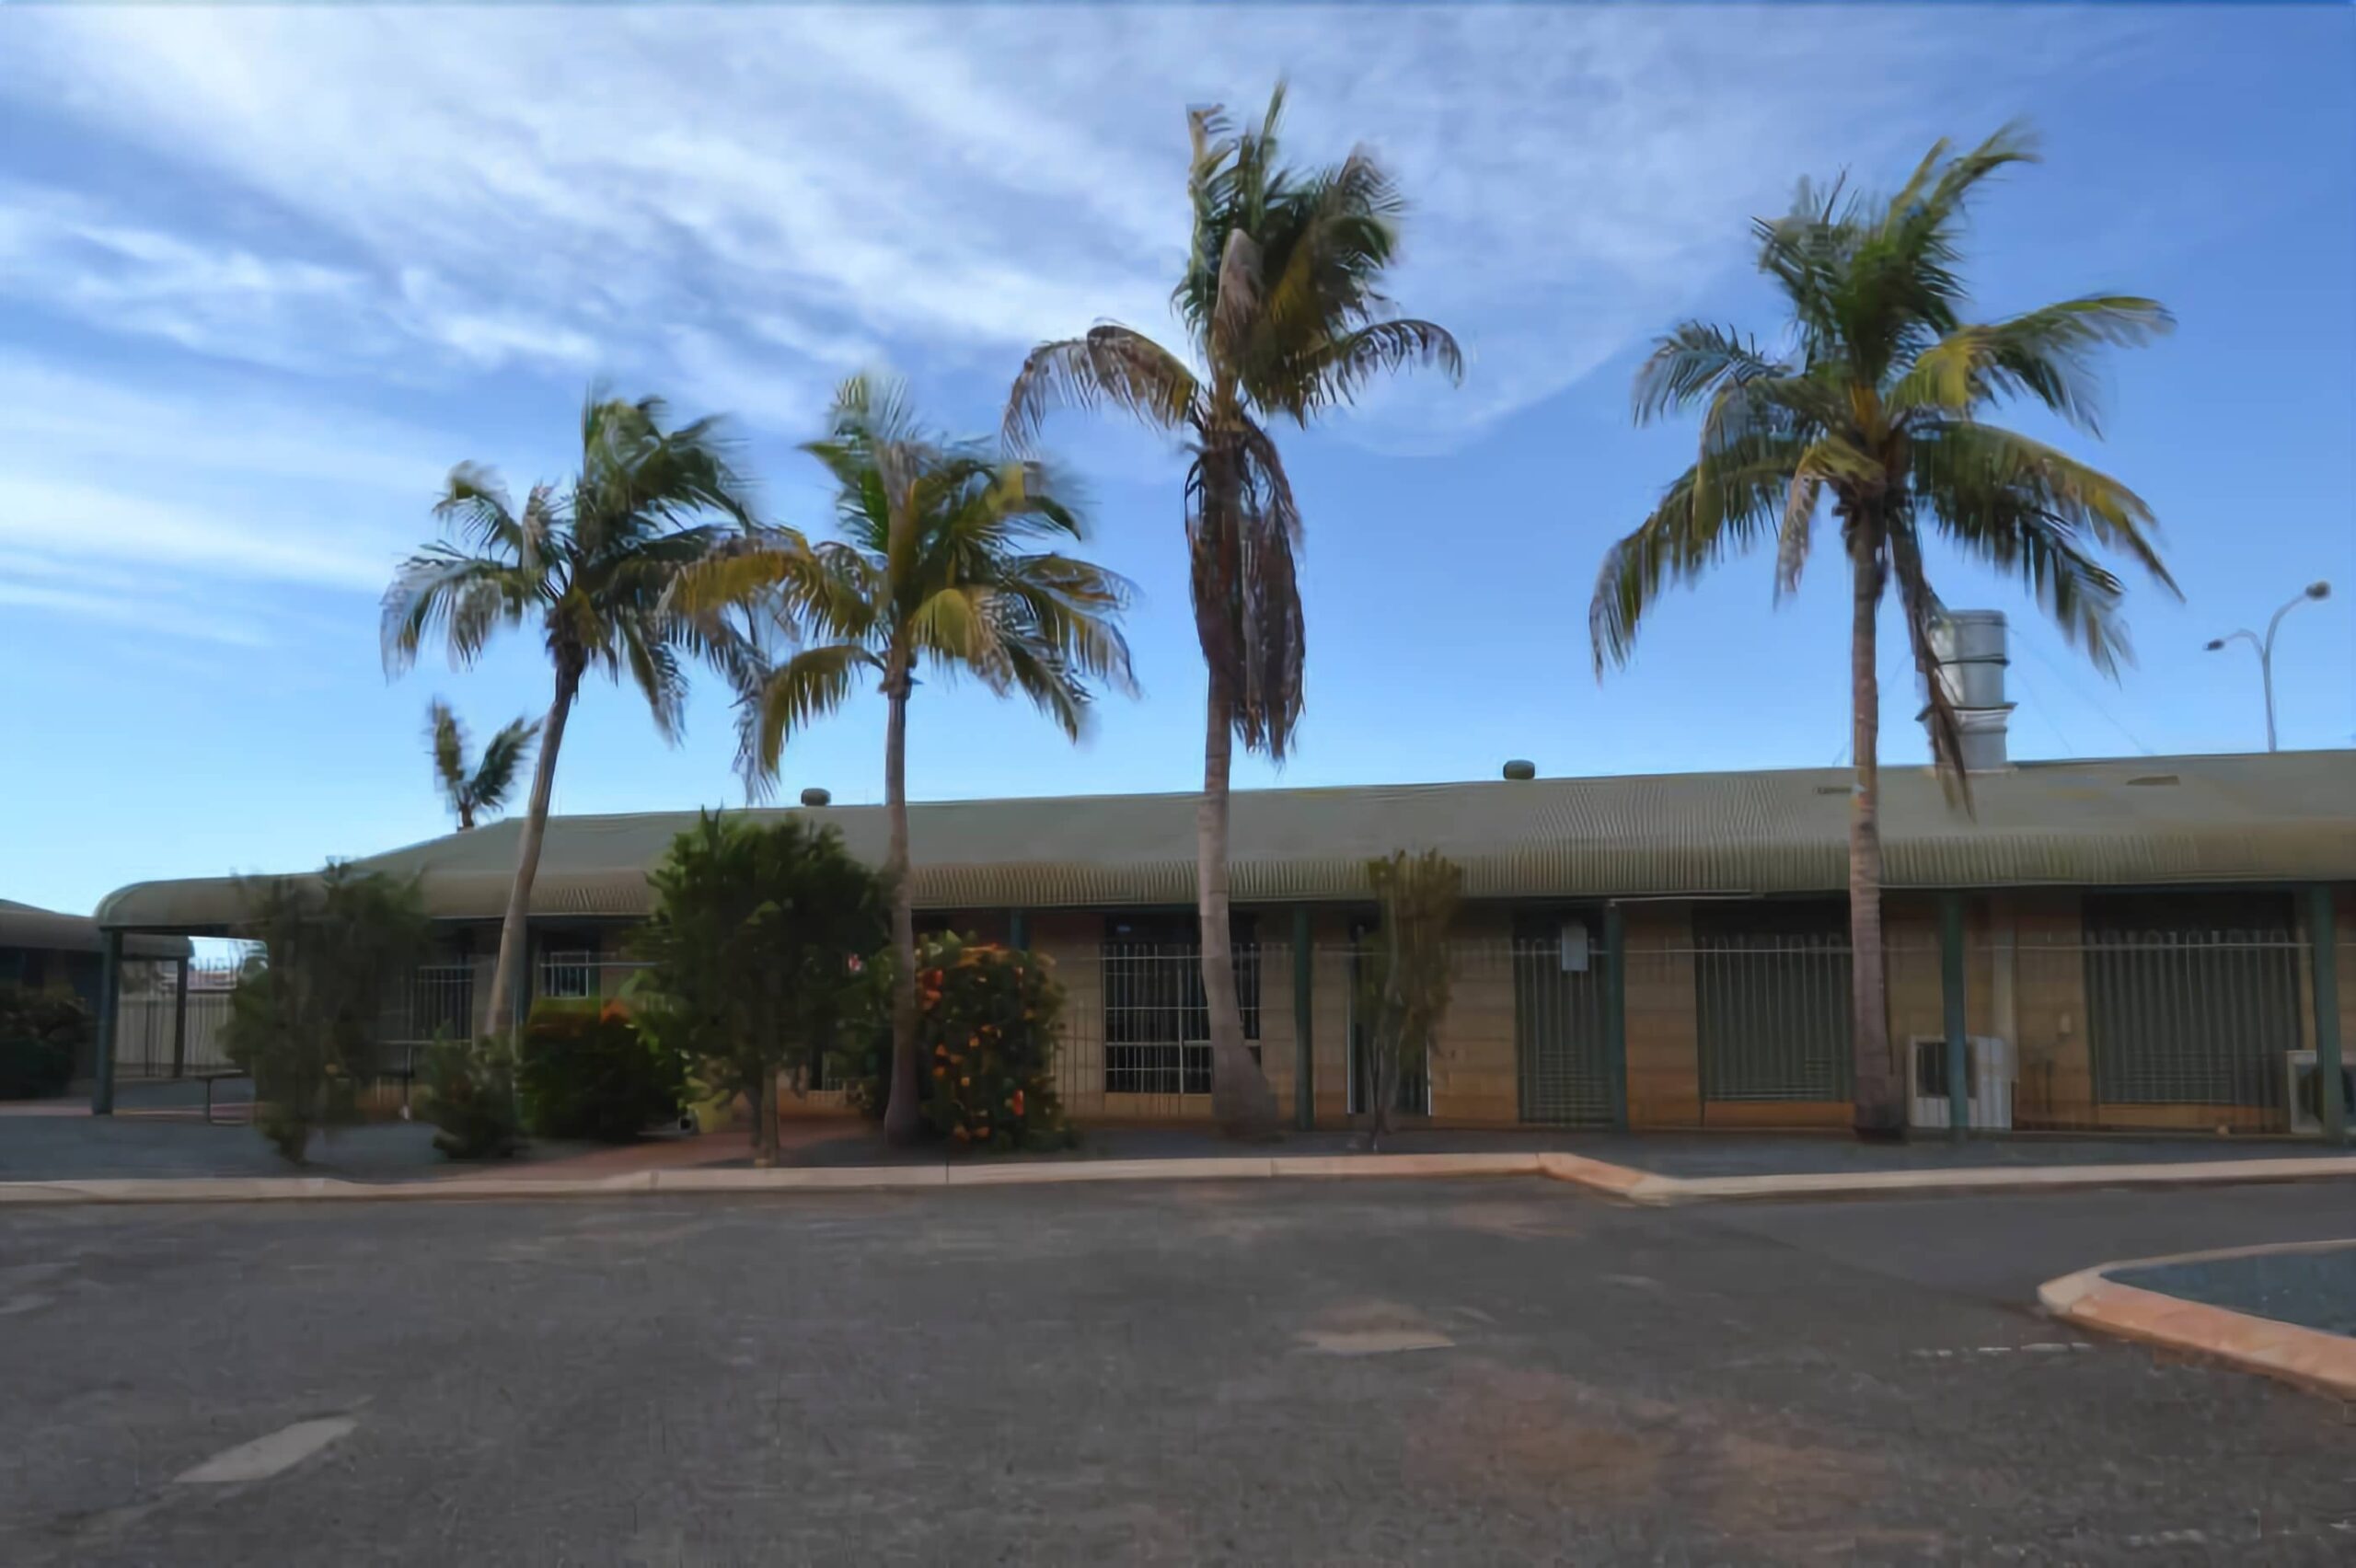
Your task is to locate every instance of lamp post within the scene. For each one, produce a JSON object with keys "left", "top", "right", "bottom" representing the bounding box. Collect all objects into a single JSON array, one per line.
[{"left": 2206, "top": 582, "right": 2331, "bottom": 752}]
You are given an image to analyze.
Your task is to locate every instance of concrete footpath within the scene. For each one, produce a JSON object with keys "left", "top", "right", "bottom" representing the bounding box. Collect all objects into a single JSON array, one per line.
[{"left": 6, "top": 1144, "right": 2355, "bottom": 1207}]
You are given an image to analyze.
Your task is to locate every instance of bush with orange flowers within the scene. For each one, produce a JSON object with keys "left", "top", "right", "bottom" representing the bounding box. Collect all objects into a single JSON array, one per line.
[
  {"left": 516, "top": 997, "right": 685, "bottom": 1143},
  {"left": 835, "top": 931, "right": 1073, "bottom": 1151}
]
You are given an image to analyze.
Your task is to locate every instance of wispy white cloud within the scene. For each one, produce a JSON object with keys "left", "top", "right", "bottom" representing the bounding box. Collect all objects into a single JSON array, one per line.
[
  {"left": 0, "top": 475, "right": 394, "bottom": 592},
  {"left": 0, "top": 4, "right": 2146, "bottom": 450},
  {"left": 0, "top": 572, "right": 273, "bottom": 649}
]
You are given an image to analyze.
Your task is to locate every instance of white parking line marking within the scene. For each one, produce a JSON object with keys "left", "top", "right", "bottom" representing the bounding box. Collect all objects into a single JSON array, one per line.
[
  {"left": 1911, "top": 1343, "right": 2095, "bottom": 1359},
  {"left": 174, "top": 1418, "right": 356, "bottom": 1484},
  {"left": 1299, "top": 1329, "right": 1455, "bottom": 1356}
]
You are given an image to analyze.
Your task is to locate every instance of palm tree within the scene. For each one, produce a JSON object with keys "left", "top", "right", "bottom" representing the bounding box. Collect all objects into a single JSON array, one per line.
[
  {"left": 674, "top": 372, "right": 1137, "bottom": 1147},
  {"left": 425, "top": 699, "right": 541, "bottom": 831},
  {"left": 1589, "top": 125, "right": 2177, "bottom": 1137},
  {"left": 384, "top": 389, "right": 756, "bottom": 1037},
  {"left": 1005, "top": 85, "right": 1461, "bottom": 1138}
]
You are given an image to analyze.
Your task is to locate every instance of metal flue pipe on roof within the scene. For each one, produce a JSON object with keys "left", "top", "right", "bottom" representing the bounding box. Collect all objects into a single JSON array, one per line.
[{"left": 1926, "top": 611, "right": 2014, "bottom": 772}]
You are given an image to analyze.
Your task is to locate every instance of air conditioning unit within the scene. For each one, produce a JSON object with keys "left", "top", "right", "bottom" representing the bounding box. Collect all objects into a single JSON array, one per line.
[
  {"left": 1907, "top": 1035, "right": 2014, "bottom": 1131},
  {"left": 2285, "top": 1051, "right": 2353, "bottom": 1136}
]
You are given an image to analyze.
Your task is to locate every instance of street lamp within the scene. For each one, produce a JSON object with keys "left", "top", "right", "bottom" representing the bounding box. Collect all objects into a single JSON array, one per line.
[{"left": 2205, "top": 581, "right": 2331, "bottom": 752}]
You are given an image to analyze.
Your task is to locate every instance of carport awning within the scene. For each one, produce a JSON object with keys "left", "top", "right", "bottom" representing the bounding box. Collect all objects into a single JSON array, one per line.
[{"left": 2, "top": 899, "right": 190, "bottom": 959}]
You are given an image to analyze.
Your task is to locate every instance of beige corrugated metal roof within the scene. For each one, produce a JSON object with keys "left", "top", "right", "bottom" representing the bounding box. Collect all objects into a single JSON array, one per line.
[
  {"left": 95, "top": 751, "right": 2356, "bottom": 929},
  {"left": 3, "top": 899, "right": 190, "bottom": 959}
]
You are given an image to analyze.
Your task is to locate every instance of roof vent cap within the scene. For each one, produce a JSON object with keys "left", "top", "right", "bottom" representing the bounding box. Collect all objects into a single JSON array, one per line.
[
  {"left": 799, "top": 787, "right": 832, "bottom": 807},
  {"left": 1502, "top": 760, "right": 1537, "bottom": 781}
]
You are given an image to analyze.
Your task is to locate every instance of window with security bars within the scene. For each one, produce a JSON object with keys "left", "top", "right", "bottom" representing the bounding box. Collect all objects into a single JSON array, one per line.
[
  {"left": 1692, "top": 903, "right": 1852, "bottom": 1102},
  {"left": 1511, "top": 913, "right": 1613, "bottom": 1125},
  {"left": 2084, "top": 893, "right": 2300, "bottom": 1110},
  {"left": 1101, "top": 915, "right": 1259, "bottom": 1095}
]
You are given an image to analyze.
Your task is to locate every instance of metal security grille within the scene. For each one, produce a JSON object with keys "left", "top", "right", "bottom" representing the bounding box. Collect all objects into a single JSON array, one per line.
[
  {"left": 1693, "top": 905, "right": 1853, "bottom": 1102},
  {"left": 1100, "top": 924, "right": 1260, "bottom": 1095},
  {"left": 2084, "top": 894, "right": 2301, "bottom": 1111},
  {"left": 1511, "top": 917, "right": 1611, "bottom": 1125},
  {"left": 537, "top": 950, "right": 597, "bottom": 1000},
  {"left": 1346, "top": 935, "right": 1429, "bottom": 1116}
]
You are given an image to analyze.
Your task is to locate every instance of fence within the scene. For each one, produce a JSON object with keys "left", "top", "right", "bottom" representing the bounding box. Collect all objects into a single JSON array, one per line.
[
  {"left": 1033, "top": 932, "right": 2349, "bottom": 1138},
  {"left": 109, "top": 959, "right": 241, "bottom": 1080},
  {"left": 114, "top": 929, "right": 2350, "bottom": 1140}
]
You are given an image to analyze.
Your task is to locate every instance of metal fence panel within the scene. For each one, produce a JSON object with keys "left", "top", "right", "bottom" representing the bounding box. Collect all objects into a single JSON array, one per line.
[
  {"left": 1510, "top": 938, "right": 1611, "bottom": 1125},
  {"left": 1692, "top": 928, "right": 1853, "bottom": 1104}
]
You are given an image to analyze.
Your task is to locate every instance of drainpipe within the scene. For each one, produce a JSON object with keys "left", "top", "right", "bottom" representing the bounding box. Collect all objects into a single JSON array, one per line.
[
  {"left": 92, "top": 929, "right": 122, "bottom": 1116},
  {"left": 1602, "top": 904, "right": 1628, "bottom": 1132},
  {"left": 1941, "top": 892, "right": 1970, "bottom": 1142},
  {"left": 1293, "top": 905, "right": 1314, "bottom": 1132},
  {"left": 2310, "top": 885, "right": 2345, "bottom": 1146}
]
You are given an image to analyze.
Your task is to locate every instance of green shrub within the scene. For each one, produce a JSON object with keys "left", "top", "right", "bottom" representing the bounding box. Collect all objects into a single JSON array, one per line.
[
  {"left": 518, "top": 999, "right": 683, "bottom": 1142},
  {"left": 632, "top": 813, "right": 887, "bottom": 1165},
  {"left": 836, "top": 933, "right": 1073, "bottom": 1152},
  {"left": 220, "top": 864, "right": 428, "bottom": 1163},
  {"left": 0, "top": 984, "right": 88, "bottom": 1100},
  {"left": 422, "top": 1032, "right": 524, "bottom": 1159}
]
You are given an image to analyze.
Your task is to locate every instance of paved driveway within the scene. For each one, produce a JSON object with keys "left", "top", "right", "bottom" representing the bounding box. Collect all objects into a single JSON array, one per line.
[{"left": 2, "top": 1181, "right": 2350, "bottom": 1565}]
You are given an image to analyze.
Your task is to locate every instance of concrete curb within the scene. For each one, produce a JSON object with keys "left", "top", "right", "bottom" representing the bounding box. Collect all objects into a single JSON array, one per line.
[
  {"left": 1625, "top": 1155, "right": 2356, "bottom": 1205},
  {"left": 1, "top": 1149, "right": 2349, "bottom": 1208},
  {"left": 2039, "top": 1239, "right": 2356, "bottom": 1401}
]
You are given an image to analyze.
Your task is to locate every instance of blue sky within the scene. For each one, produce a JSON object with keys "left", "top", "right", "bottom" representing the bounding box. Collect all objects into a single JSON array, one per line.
[{"left": 2, "top": 4, "right": 2350, "bottom": 916}]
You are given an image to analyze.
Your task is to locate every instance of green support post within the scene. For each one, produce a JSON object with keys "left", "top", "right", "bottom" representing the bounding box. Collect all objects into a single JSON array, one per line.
[
  {"left": 513, "top": 923, "right": 534, "bottom": 1035},
  {"left": 1292, "top": 905, "right": 1314, "bottom": 1132},
  {"left": 1602, "top": 904, "right": 1628, "bottom": 1131},
  {"left": 1008, "top": 909, "right": 1029, "bottom": 951},
  {"left": 170, "top": 953, "right": 191, "bottom": 1079},
  {"left": 2310, "top": 884, "right": 2346, "bottom": 1146},
  {"left": 92, "top": 928, "right": 122, "bottom": 1116},
  {"left": 1941, "top": 891, "right": 1969, "bottom": 1142}
]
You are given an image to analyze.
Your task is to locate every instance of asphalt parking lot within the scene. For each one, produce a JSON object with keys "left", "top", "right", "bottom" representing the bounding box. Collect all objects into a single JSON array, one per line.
[{"left": 2, "top": 1179, "right": 2350, "bottom": 1565}]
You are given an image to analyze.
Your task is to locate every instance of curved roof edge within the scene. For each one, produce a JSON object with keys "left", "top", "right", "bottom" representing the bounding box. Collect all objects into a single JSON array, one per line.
[{"left": 4, "top": 900, "right": 191, "bottom": 958}]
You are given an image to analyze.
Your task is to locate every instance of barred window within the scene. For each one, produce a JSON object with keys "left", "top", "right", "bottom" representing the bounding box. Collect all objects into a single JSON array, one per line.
[{"left": 1101, "top": 915, "right": 1258, "bottom": 1095}]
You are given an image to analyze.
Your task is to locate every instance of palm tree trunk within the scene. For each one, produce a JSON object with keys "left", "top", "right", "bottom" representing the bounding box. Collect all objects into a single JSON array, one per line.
[
  {"left": 1848, "top": 545, "right": 1902, "bottom": 1139},
  {"left": 880, "top": 653, "right": 922, "bottom": 1147},
  {"left": 1201, "top": 667, "right": 1280, "bottom": 1139},
  {"left": 479, "top": 662, "right": 577, "bottom": 1038}
]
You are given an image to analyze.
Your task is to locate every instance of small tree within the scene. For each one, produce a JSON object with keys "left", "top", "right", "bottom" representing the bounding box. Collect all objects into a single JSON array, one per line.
[
  {"left": 1350, "top": 850, "right": 1463, "bottom": 1150},
  {"left": 220, "top": 864, "right": 428, "bottom": 1163},
  {"left": 631, "top": 813, "right": 887, "bottom": 1166}
]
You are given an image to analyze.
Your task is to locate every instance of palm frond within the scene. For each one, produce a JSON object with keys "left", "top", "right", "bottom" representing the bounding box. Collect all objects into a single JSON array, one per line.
[
  {"left": 1189, "top": 420, "right": 1306, "bottom": 757},
  {"left": 1634, "top": 323, "right": 1792, "bottom": 425},
  {"left": 906, "top": 586, "right": 1001, "bottom": 677},
  {"left": 1773, "top": 467, "right": 1824, "bottom": 602},
  {"left": 1283, "top": 318, "right": 1463, "bottom": 420},
  {"left": 665, "top": 529, "right": 819, "bottom": 618},
  {"left": 1210, "top": 225, "right": 1264, "bottom": 370},
  {"left": 1911, "top": 420, "right": 2177, "bottom": 596},
  {"left": 737, "top": 642, "right": 881, "bottom": 782},
  {"left": 1889, "top": 295, "right": 2173, "bottom": 433},
  {"left": 1589, "top": 447, "right": 1802, "bottom": 673},
  {"left": 468, "top": 716, "right": 541, "bottom": 820},
  {"left": 994, "top": 553, "right": 1140, "bottom": 698},
  {"left": 432, "top": 465, "right": 526, "bottom": 559},
  {"left": 426, "top": 699, "right": 468, "bottom": 803},
  {"left": 380, "top": 548, "right": 537, "bottom": 673},
  {"left": 1002, "top": 327, "right": 1198, "bottom": 453},
  {"left": 1887, "top": 521, "right": 1969, "bottom": 806}
]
